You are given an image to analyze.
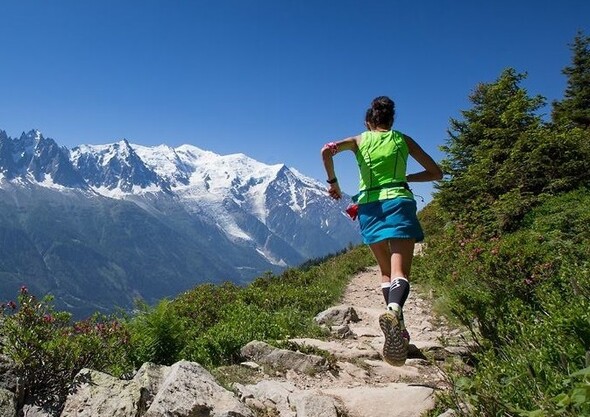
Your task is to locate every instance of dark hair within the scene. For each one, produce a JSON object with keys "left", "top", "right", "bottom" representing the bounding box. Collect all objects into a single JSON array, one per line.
[{"left": 366, "top": 96, "right": 395, "bottom": 129}]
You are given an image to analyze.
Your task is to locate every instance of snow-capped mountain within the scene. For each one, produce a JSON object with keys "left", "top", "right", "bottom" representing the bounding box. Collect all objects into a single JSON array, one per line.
[
  {"left": 70, "top": 140, "right": 167, "bottom": 194},
  {"left": 0, "top": 129, "right": 360, "bottom": 318},
  {"left": 0, "top": 129, "right": 87, "bottom": 188}
]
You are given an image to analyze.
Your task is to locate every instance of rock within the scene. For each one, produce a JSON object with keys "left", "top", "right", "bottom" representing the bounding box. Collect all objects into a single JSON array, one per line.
[
  {"left": 20, "top": 404, "right": 53, "bottom": 417},
  {"left": 240, "top": 361, "right": 260, "bottom": 370},
  {"left": 321, "top": 383, "right": 435, "bottom": 417},
  {"left": 290, "top": 391, "right": 340, "bottom": 417},
  {"left": 132, "top": 361, "right": 168, "bottom": 410},
  {"left": 314, "top": 305, "right": 360, "bottom": 326},
  {"left": 0, "top": 354, "right": 18, "bottom": 393},
  {"left": 0, "top": 388, "right": 16, "bottom": 417},
  {"left": 330, "top": 324, "right": 355, "bottom": 339},
  {"left": 289, "top": 338, "right": 380, "bottom": 361},
  {"left": 60, "top": 368, "right": 146, "bottom": 417},
  {"left": 61, "top": 361, "right": 252, "bottom": 417},
  {"left": 236, "top": 380, "right": 340, "bottom": 417},
  {"left": 241, "top": 341, "right": 328, "bottom": 374},
  {"left": 444, "top": 346, "right": 473, "bottom": 357},
  {"left": 336, "top": 361, "right": 370, "bottom": 382},
  {"left": 144, "top": 360, "right": 253, "bottom": 417},
  {"left": 236, "top": 380, "right": 296, "bottom": 416}
]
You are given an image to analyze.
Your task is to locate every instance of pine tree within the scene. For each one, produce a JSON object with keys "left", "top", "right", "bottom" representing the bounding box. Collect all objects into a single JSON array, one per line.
[
  {"left": 435, "top": 68, "right": 545, "bottom": 230},
  {"left": 552, "top": 31, "right": 590, "bottom": 129}
]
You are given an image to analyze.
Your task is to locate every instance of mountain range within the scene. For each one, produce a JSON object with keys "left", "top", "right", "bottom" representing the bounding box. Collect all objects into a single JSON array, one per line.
[{"left": 0, "top": 129, "right": 360, "bottom": 318}]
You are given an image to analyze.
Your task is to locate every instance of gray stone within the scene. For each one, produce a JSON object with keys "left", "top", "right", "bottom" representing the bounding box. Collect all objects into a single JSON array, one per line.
[
  {"left": 314, "top": 305, "right": 360, "bottom": 326},
  {"left": 321, "top": 383, "right": 435, "bottom": 417},
  {"left": 236, "top": 380, "right": 340, "bottom": 417},
  {"left": 290, "top": 391, "right": 340, "bottom": 417},
  {"left": 241, "top": 341, "right": 327, "bottom": 374},
  {"left": 60, "top": 361, "right": 252, "bottom": 417},
  {"left": 330, "top": 324, "right": 355, "bottom": 339},
  {"left": 240, "top": 361, "right": 260, "bottom": 370},
  {"left": 132, "top": 361, "right": 168, "bottom": 410},
  {"left": 288, "top": 338, "right": 380, "bottom": 361},
  {"left": 144, "top": 360, "right": 253, "bottom": 417},
  {"left": 60, "top": 368, "right": 146, "bottom": 417},
  {"left": 20, "top": 404, "right": 54, "bottom": 417},
  {"left": 236, "top": 380, "right": 296, "bottom": 417},
  {"left": 0, "top": 388, "right": 16, "bottom": 417},
  {"left": 0, "top": 354, "right": 18, "bottom": 393}
]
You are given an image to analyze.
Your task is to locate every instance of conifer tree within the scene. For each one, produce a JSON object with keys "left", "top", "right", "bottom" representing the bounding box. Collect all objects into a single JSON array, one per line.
[
  {"left": 552, "top": 31, "right": 590, "bottom": 129},
  {"left": 435, "top": 68, "right": 544, "bottom": 229}
]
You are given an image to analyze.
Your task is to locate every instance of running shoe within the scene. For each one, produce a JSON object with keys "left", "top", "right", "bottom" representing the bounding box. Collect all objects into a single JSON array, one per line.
[{"left": 379, "top": 311, "right": 408, "bottom": 366}]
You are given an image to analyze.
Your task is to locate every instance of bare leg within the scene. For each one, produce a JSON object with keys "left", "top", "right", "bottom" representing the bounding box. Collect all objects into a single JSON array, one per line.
[
  {"left": 369, "top": 240, "right": 393, "bottom": 305},
  {"left": 368, "top": 240, "right": 392, "bottom": 285},
  {"left": 369, "top": 238, "right": 415, "bottom": 280},
  {"left": 388, "top": 238, "right": 415, "bottom": 279}
]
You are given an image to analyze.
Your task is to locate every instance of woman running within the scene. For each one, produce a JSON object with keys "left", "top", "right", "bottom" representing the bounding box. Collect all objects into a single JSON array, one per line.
[{"left": 320, "top": 96, "right": 443, "bottom": 365}]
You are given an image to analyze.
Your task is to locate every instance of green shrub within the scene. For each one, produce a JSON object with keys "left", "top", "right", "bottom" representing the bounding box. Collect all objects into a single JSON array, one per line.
[
  {"left": 181, "top": 302, "right": 303, "bottom": 367},
  {"left": 1, "top": 287, "right": 132, "bottom": 413},
  {"left": 416, "top": 191, "right": 590, "bottom": 415},
  {"left": 126, "top": 298, "right": 188, "bottom": 366}
]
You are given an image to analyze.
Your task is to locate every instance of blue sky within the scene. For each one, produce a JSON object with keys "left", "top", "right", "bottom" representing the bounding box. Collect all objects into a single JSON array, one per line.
[{"left": 1, "top": 1, "right": 589, "bottom": 207}]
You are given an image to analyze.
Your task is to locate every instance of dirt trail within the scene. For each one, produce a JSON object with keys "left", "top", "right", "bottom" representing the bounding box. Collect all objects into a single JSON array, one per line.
[{"left": 275, "top": 264, "right": 469, "bottom": 417}]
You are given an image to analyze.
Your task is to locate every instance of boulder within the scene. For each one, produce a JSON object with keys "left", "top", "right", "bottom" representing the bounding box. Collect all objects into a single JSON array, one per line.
[
  {"left": 60, "top": 368, "right": 146, "bottom": 417},
  {"left": 143, "top": 360, "right": 253, "bottom": 417},
  {"left": 240, "top": 341, "right": 327, "bottom": 374},
  {"left": 61, "top": 361, "right": 252, "bottom": 417}
]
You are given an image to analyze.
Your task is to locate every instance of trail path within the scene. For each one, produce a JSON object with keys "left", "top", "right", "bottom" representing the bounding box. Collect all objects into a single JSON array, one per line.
[{"left": 239, "top": 264, "right": 470, "bottom": 417}]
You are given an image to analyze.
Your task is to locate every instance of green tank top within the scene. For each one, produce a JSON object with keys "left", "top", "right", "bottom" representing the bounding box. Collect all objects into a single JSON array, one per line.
[{"left": 354, "top": 130, "right": 413, "bottom": 204}]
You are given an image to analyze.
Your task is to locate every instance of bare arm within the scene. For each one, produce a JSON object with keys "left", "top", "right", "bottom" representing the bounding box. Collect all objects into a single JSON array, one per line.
[
  {"left": 320, "top": 136, "right": 359, "bottom": 200},
  {"left": 403, "top": 134, "right": 443, "bottom": 182}
]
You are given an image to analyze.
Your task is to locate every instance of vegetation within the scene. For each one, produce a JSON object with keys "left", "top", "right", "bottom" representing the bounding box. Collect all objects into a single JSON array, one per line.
[
  {"left": 0, "top": 288, "right": 131, "bottom": 413},
  {"left": 0, "top": 244, "right": 375, "bottom": 413},
  {"left": 416, "top": 32, "right": 590, "bottom": 416}
]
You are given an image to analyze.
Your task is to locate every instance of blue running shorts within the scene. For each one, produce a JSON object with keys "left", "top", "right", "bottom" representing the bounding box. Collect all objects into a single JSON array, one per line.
[{"left": 358, "top": 198, "right": 424, "bottom": 244}]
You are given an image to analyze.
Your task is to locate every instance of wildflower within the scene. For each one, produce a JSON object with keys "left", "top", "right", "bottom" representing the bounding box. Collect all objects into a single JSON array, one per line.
[
  {"left": 20, "top": 286, "right": 28, "bottom": 295},
  {"left": 7, "top": 301, "right": 16, "bottom": 310}
]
